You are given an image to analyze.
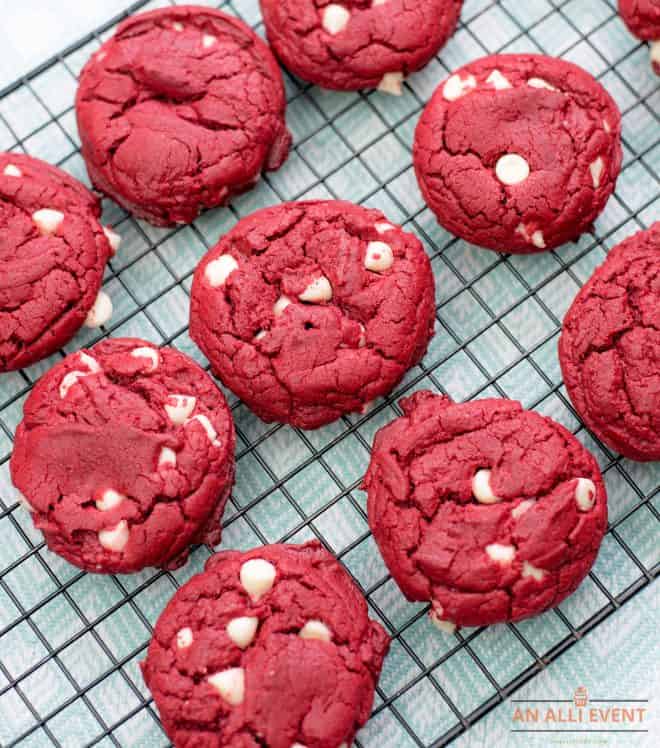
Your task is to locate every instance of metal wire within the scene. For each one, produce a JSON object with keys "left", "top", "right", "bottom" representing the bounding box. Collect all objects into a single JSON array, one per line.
[{"left": 0, "top": 0, "right": 658, "bottom": 746}]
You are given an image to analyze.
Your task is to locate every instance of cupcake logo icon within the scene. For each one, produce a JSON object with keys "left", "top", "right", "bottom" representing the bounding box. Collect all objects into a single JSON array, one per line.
[{"left": 574, "top": 686, "right": 589, "bottom": 708}]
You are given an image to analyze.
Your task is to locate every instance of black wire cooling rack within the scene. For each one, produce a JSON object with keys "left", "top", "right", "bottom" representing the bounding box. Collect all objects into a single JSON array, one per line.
[{"left": 0, "top": 1, "right": 658, "bottom": 746}]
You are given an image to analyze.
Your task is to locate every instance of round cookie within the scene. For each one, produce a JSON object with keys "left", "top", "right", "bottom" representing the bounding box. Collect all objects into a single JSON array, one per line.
[
  {"left": 10, "top": 338, "right": 235, "bottom": 574},
  {"left": 619, "top": 0, "right": 660, "bottom": 74},
  {"left": 414, "top": 54, "right": 622, "bottom": 254},
  {"left": 260, "top": 0, "right": 463, "bottom": 93},
  {"left": 559, "top": 223, "right": 660, "bottom": 462},
  {"left": 141, "top": 541, "right": 390, "bottom": 748},
  {"left": 76, "top": 6, "right": 291, "bottom": 226},
  {"left": 190, "top": 200, "right": 436, "bottom": 429},
  {"left": 0, "top": 152, "right": 117, "bottom": 372},
  {"left": 364, "top": 392, "right": 608, "bottom": 630}
]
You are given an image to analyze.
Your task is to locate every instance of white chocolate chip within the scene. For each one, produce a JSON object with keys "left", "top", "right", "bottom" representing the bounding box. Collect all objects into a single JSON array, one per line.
[
  {"left": 575, "top": 478, "right": 596, "bottom": 512},
  {"left": 531, "top": 230, "right": 546, "bottom": 249},
  {"left": 364, "top": 241, "right": 394, "bottom": 272},
  {"left": 273, "top": 295, "right": 292, "bottom": 317},
  {"left": 511, "top": 499, "right": 535, "bottom": 519},
  {"left": 186, "top": 414, "right": 221, "bottom": 447},
  {"left": 358, "top": 323, "right": 366, "bottom": 348},
  {"left": 291, "top": 744, "right": 307, "bottom": 748},
  {"left": 486, "top": 70, "right": 512, "bottom": 90},
  {"left": 33, "top": 208, "right": 64, "bottom": 235},
  {"left": 176, "top": 627, "right": 193, "bottom": 649},
  {"left": 254, "top": 330, "right": 267, "bottom": 341},
  {"left": 522, "top": 561, "right": 545, "bottom": 581},
  {"left": 372, "top": 0, "right": 388, "bottom": 5},
  {"left": 96, "top": 50, "right": 107, "bottom": 62},
  {"left": 528, "top": 77, "right": 557, "bottom": 91},
  {"left": 96, "top": 489, "right": 125, "bottom": 511},
  {"left": 98, "top": 520, "right": 129, "bottom": 552},
  {"left": 84, "top": 290, "right": 113, "bottom": 328},
  {"left": 651, "top": 41, "right": 660, "bottom": 68},
  {"left": 130, "top": 347, "right": 160, "bottom": 371},
  {"left": 207, "top": 668, "right": 245, "bottom": 706},
  {"left": 299, "top": 276, "right": 333, "bottom": 303},
  {"left": 603, "top": 119, "right": 611, "bottom": 134},
  {"left": 79, "top": 352, "right": 100, "bottom": 373},
  {"left": 103, "top": 226, "right": 121, "bottom": 256},
  {"left": 59, "top": 370, "right": 95, "bottom": 399},
  {"left": 299, "top": 620, "right": 332, "bottom": 642},
  {"left": 590, "top": 157, "right": 604, "bottom": 189},
  {"left": 3, "top": 164, "right": 22, "bottom": 177},
  {"left": 202, "top": 34, "right": 216, "bottom": 48},
  {"left": 495, "top": 154, "right": 530, "bottom": 185},
  {"left": 172, "top": 21, "right": 184, "bottom": 31},
  {"left": 226, "top": 616, "right": 259, "bottom": 649},
  {"left": 486, "top": 543, "right": 516, "bottom": 564},
  {"left": 443, "top": 73, "right": 477, "bottom": 101},
  {"left": 429, "top": 609, "right": 457, "bottom": 634},
  {"left": 158, "top": 447, "right": 177, "bottom": 469},
  {"left": 240, "top": 558, "right": 276, "bottom": 602},
  {"left": 374, "top": 222, "right": 394, "bottom": 234},
  {"left": 378, "top": 72, "right": 404, "bottom": 96},
  {"left": 205, "top": 255, "right": 239, "bottom": 287},
  {"left": 472, "top": 469, "right": 501, "bottom": 504},
  {"left": 164, "top": 394, "right": 197, "bottom": 425},
  {"left": 322, "top": 4, "right": 350, "bottom": 35}
]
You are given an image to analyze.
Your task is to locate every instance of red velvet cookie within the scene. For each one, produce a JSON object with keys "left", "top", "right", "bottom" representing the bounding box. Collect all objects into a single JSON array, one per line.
[
  {"left": 559, "top": 224, "right": 660, "bottom": 462},
  {"left": 619, "top": 0, "right": 660, "bottom": 73},
  {"left": 260, "top": 0, "right": 463, "bottom": 93},
  {"left": 190, "top": 201, "right": 436, "bottom": 429},
  {"left": 414, "top": 54, "right": 622, "bottom": 254},
  {"left": 141, "top": 542, "right": 389, "bottom": 748},
  {"left": 75, "top": 6, "right": 291, "bottom": 226},
  {"left": 0, "top": 152, "right": 117, "bottom": 372},
  {"left": 10, "top": 338, "right": 235, "bottom": 574},
  {"left": 364, "top": 392, "right": 608, "bottom": 630}
]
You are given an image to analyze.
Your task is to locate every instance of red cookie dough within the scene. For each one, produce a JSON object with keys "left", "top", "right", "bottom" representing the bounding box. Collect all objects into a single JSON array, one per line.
[
  {"left": 559, "top": 224, "right": 660, "bottom": 462},
  {"left": 75, "top": 6, "right": 291, "bottom": 226},
  {"left": 619, "top": 0, "right": 660, "bottom": 73},
  {"left": 190, "top": 200, "right": 436, "bottom": 429},
  {"left": 0, "top": 152, "right": 115, "bottom": 372},
  {"left": 260, "top": 0, "right": 463, "bottom": 92},
  {"left": 10, "top": 338, "right": 236, "bottom": 574},
  {"left": 141, "top": 541, "right": 389, "bottom": 748},
  {"left": 364, "top": 392, "right": 608, "bottom": 630},
  {"left": 414, "top": 54, "right": 622, "bottom": 254}
]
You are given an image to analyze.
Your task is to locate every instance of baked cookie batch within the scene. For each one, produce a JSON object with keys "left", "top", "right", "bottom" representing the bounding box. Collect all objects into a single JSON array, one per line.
[{"left": 1, "top": 3, "right": 657, "bottom": 747}]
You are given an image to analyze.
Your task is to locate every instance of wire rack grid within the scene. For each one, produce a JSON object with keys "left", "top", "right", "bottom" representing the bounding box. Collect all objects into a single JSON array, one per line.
[{"left": 0, "top": 0, "right": 658, "bottom": 746}]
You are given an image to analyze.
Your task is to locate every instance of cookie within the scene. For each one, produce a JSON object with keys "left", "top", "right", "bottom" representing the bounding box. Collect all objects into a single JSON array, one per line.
[
  {"left": 10, "top": 338, "right": 235, "bottom": 574},
  {"left": 619, "top": 0, "right": 660, "bottom": 73},
  {"left": 414, "top": 54, "right": 622, "bottom": 254},
  {"left": 0, "top": 152, "right": 117, "bottom": 372},
  {"left": 260, "top": 0, "right": 463, "bottom": 93},
  {"left": 75, "top": 6, "right": 291, "bottom": 227},
  {"left": 141, "top": 541, "right": 389, "bottom": 748},
  {"left": 189, "top": 200, "right": 436, "bottom": 429},
  {"left": 559, "top": 224, "right": 660, "bottom": 462},
  {"left": 364, "top": 392, "right": 608, "bottom": 630}
]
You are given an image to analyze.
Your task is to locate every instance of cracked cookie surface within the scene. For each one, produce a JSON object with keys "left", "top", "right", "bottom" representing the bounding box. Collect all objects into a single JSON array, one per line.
[
  {"left": 75, "top": 6, "right": 291, "bottom": 227},
  {"left": 260, "top": 0, "right": 463, "bottom": 92},
  {"left": 414, "top": 54, "right": 622, "bottom": 254},
  {"left": 10, "top": 338, "right": 235, "bottom": 574},
  {"left": 559, "top": 223, "right": 660, "bottom": 462},
  {"left": 0, "top": 152, "right": 113, "bottom": 372},
  {"left": 364, "top": 392, "right": 608, "bottom": 629},
  {"left": 141, "top": 541, "right": 389, "bottom": 748},
  {"left": 189, "top": 200, "right": 436, "bottom": 429},
  {"left": 619, "top": 0, "right": 660, "bottom": 73}
]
